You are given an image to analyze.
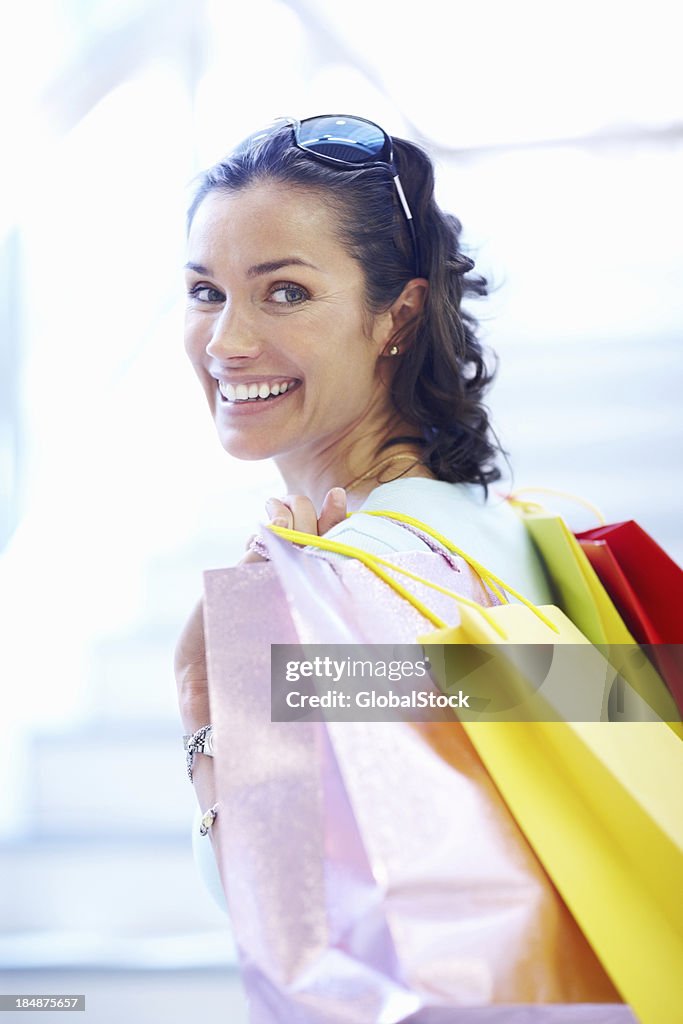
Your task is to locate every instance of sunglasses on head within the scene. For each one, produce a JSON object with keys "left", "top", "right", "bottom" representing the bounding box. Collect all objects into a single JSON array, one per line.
[{"left": 236, "top": 114, "right": 421, "bottom": 278}]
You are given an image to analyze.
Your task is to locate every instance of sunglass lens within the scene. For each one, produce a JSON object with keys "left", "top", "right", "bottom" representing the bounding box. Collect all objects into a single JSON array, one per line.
[{"left": 297, "top": 116, "right": 387, "bottom": 163}]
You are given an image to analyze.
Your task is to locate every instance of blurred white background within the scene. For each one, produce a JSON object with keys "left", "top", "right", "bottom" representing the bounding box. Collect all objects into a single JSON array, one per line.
[{"left": 0, "top": 1, "right": 681, "bottom": 1020}]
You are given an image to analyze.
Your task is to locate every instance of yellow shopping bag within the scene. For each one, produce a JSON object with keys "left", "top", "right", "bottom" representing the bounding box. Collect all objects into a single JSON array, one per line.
[
  {"left": 271, "top": 513, "right": 683, "bottom": 1024},
  {"left": 455, "top": 717, "right": 683, "bottom": 1024}
]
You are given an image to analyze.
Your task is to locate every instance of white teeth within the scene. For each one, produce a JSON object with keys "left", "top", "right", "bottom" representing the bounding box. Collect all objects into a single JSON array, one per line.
[{"left": 218, "top": 379, "right": 297, "bottom": 403}]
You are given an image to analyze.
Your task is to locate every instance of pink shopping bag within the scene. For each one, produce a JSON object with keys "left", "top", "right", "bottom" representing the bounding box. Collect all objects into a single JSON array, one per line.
[{"left": 201, "top": 530, "right": 626, "bottom": 1023}]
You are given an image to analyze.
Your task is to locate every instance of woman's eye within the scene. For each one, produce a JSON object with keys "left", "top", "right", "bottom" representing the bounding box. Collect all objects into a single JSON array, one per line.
[
  {"left": 189, "top": 284, "right": 224, "bottom": 303},
  {"left": 269, "top": 283, "right": 309, "bottom": 305}
]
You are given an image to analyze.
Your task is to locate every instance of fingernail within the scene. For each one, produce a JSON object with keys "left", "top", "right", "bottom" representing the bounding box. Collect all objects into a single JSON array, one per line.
[
  {"left": 330, "top": 487, "right": 346, "bottom": 501},
  {"left": 271, "top": 517, "right": 288, "bottom": 528},
  {"left": 265, "top": 498, "right": 278, "bottom": 515}
]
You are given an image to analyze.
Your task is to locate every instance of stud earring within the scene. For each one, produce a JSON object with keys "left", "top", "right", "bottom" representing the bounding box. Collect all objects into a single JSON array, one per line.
[{"left": 388, "top": 344, "right": 399, "bottom": 356}]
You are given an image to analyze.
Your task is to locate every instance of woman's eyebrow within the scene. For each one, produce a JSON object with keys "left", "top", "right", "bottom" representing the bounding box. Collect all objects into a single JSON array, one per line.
[
  {"left": 246, "top": 258, "right": 318, "bottom": 278},
  {"left": 183, "top": 257, "right": 319, "bottom": 277}
]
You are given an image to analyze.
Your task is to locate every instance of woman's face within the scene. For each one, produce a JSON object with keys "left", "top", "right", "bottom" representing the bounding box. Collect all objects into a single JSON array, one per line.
[{"left": 184, "top": 182, "right": 395, "bottom": 467}]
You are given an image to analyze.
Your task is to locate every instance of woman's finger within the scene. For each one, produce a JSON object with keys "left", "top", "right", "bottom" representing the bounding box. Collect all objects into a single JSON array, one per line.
[
  {"left": 274, "top": 495, "right": 318, "bottom": 535},
  {"left": 318, "top": 487, "right": 347, "bottom": 536},
  {"left": 265, "top": 497, "right": 294, "bottom": 530}
]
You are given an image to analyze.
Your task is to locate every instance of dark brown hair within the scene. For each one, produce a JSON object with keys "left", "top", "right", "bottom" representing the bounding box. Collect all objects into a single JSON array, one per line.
[{"left": 188, "top": 121, "right": 505, "bottom": 494}]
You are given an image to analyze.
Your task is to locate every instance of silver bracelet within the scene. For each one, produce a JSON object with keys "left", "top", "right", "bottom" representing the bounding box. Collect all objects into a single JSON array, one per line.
[
  {"left": 183, "top": 724, "right": 215, "bottom": 783},
  {"left": 199, "top": 802, "right": 219, "bottom": 836}
]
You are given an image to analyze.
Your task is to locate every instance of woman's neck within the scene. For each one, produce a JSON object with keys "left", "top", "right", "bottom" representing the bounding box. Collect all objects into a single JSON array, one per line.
[
  {"left": 275, "top": 434, "right": 434, "bottom": 512},
  {"left": 341, "top": 452, "right": 433, "bottom": 510}
]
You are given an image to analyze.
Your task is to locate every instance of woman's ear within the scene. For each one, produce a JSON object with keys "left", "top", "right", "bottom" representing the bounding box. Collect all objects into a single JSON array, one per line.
[{"left": 381, "top": 278, "right": 428, "bottom": 356}]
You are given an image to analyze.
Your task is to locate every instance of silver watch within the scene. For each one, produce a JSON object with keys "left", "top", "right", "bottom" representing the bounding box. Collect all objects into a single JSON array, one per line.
[{"left": 184, "top": 725, "right": 216, "bottom": 782}]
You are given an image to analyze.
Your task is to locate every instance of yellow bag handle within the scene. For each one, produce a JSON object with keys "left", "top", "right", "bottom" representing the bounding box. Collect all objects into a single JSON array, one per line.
[
  {"left": 360, "top": 509, "right": 560, "bottom": 633},
  {"left": 267, "top": 511, "right": 561, "bottom": 638},
  {"left": 503, "top": 486, "right": 607, "bottom": 525},
  {"left": 359, "top": 509, "right": 508, "bottom": 604},
  {"left": 266, "top": 524, "right": 506, "bottom": 634}
]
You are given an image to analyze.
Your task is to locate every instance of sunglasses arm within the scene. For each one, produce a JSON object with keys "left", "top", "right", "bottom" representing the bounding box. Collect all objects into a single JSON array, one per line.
[
  {"left": 392, "top": 174, "right": 413, "bottom": 222},
  {"left": 393, "top": 174, "right": 421, "bottom": 278}
]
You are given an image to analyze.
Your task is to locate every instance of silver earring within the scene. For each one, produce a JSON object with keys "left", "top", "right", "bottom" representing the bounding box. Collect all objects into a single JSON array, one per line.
[{"left": 388, "top": 344, "right": 399, "bottom": 356}]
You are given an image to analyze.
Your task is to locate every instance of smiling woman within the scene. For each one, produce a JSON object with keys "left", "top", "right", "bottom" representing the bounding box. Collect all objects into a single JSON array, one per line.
[
  {"left": 174, "top": 115, "right": 627, "bottom": 1022},
  {"left": 183, "top": 182, "right": 428, "bottom": 482}
]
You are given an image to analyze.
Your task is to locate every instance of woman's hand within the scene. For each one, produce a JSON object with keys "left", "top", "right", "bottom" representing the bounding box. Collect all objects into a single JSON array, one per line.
[
  {"left": 266, "top": 486, "right": 347, "bottom": 537},
  {"left": 240, "top": 486, "right": 347, "bottom": 564},
  {"left": 175, "top": 487, "right": 348, "bottom": 720}
]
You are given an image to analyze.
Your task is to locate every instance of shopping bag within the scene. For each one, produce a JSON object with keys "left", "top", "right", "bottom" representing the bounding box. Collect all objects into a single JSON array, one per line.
[
  {"left": 203, "top": 556, "right": 418, "bottom": 1024},
  {"left": 202, "top": 532, "right": 626, "bottom": 1023},
  {"left": 499, "top": 502, "right": 681, "bottom": 726},
  {"left": 451, "top": 717, "right": 683, "bottom": 1024},
  {"left": 277, "top": 514, "right": 683, "bottom": 1024},
  {"left": 506, "top": 508, "right": 631, "bottom": 644},
  {"left": 358, "top": 506, "right": 679, "bottom": 727},
  {"left": 575, "top": 520, "right": 683, "bottom": 713}
]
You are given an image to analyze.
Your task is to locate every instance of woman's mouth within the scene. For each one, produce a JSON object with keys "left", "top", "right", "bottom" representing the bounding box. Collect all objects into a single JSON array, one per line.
[{"left": 216, "top": 377, "right": 300, "bottom": 406}]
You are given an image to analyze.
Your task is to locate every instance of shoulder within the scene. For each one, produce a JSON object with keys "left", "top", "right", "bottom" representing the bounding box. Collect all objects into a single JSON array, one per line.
[
  {"left": 320, "top": 478, "right": 489, "bottom": 557},
  {"left": 320, "top": 477, "right": 553, "bottom": 604}
]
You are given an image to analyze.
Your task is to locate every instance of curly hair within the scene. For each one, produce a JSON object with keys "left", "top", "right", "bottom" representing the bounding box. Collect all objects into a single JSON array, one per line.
[{"left": 188, "top": 121, "right": 505, "bottom": 494}]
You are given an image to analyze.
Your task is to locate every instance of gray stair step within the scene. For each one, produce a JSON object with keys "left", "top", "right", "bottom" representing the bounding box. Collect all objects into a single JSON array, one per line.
[
  {"left": 0, "top": 836, "right": 230, "bottom": 937},
  {"left": 0, "top": 968, "right": 248, "bottom": 1024},
  {"left": 86, "top": 630, "right": 183, "bottom": 721},
  {"left": 27, "top": 725, "right": 195, "bottom": 834},
  {"left": 0, "top": 930, "right": 237, "bottom": 970}
]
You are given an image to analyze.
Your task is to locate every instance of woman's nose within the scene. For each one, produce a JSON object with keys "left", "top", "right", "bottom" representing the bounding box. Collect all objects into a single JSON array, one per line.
[{"left": 205, "top": 302, "right": 262, "bottom": 360}]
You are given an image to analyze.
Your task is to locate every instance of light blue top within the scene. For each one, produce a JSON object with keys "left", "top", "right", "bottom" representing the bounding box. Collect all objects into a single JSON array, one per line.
[
  {"left": 193, "top": 477, "right": 553, "bottom": 913},
  {"left": 321, "top": 478, "right": 553, "bottom": 604}
]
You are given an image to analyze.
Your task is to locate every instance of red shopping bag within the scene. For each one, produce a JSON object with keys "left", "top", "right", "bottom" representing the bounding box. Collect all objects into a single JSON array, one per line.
[{"left": 575, "top": 520, "right": 683, "bottom": 713}]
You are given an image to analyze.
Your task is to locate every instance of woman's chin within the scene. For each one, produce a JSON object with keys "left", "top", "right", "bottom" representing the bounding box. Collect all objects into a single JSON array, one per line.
[{"left": 215, "top": 427, "right": 283, "bottom": 463}]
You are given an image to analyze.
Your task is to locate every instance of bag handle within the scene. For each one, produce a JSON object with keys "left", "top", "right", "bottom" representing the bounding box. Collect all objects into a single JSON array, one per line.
[
  {"left": 267, "top": 523, "right": 507, "bottom": 634},
  {"left": 360, "top": 510, "right": 507, "bottom": 604},
  {"left": 267, "top": 514, "right": 561, "bottom": 637},
  {"left": 359, "top": 509, "right": 559, "bottom": 632},
  {"left": 501, "top": 486, "right": 606, "bottom": 525}
]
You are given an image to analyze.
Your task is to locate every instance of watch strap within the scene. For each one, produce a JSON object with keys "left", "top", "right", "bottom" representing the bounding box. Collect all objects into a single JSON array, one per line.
[{"left": 183, "top": 725, "right": 215, "bottom": 782}]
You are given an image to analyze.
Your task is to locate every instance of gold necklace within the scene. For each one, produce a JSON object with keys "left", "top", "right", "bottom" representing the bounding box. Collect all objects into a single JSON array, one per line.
[{"left": 343, "top": 453, "right": 424, "bottom": 494}]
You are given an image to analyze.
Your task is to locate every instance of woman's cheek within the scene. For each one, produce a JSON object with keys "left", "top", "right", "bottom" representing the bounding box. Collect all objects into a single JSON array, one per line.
[{"left": 184, "top": 320, "right": 208, "bottom": 365}]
